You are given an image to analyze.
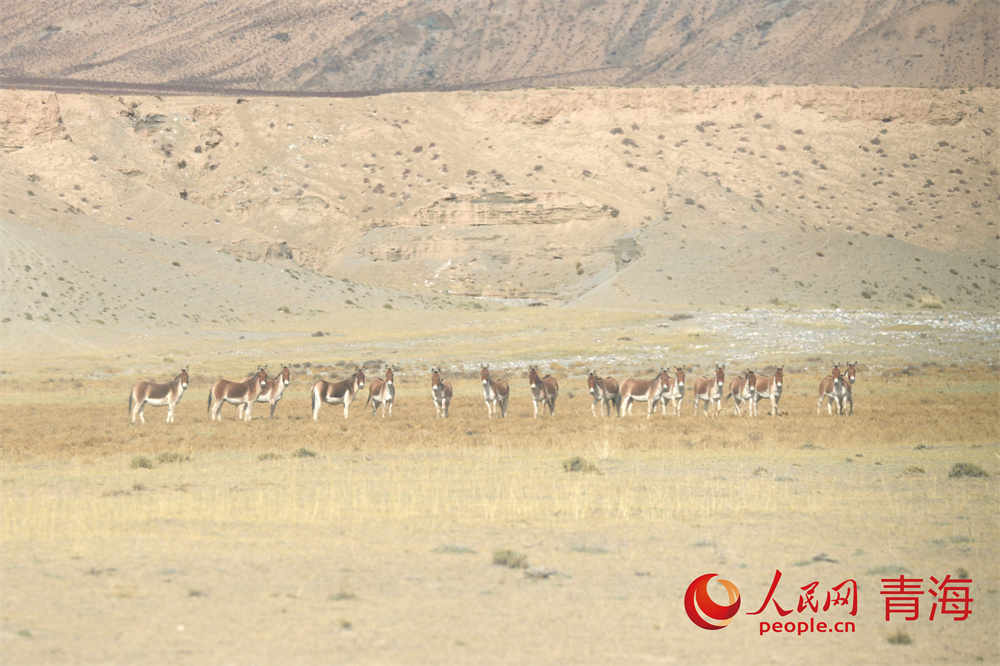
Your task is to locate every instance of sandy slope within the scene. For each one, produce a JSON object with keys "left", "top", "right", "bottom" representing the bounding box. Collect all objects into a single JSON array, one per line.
[{"left": 2, "top": 86, "right": 997, "bottom": 337}]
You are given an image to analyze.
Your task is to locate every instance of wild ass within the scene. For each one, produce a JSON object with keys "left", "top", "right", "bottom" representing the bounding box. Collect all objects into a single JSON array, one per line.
[
  {"left": 238, "top": 364, "right": 291, "bottom": 420},
  {"left": 692, "top": 365, "right": 726, "bottom": 417},
  {"left": 722, "top": 369, "right": 757, "bottom": 416},
  {"left": 430, "top": 368, "right": 453, "bottom": 418},
  {"left": 752, "top": 366, "right": 784, "bottom": 416},
  {"left": 481, "top": 365, "right": 509, "bottom": 419},
  {"left": 208, "top": 367, "right": 269, "bottom": 422},
  {"left": 620, "top": 369, "right": 668, "bottom": 419},
  {"left": 528, "top": 366, "right": 559, "bottom": 418},
  {"left": 311, "top": 367, "right": 366, "bottom": 420},
  {"left": 366, "top": 366, "right": 396, "bottom": 418},
  {"left": 586, "top": 371, "right": 620, "bottom": 417},
  {"left": 658, "top": 366, "right": 686, "bottom": 416},
  {"left": 817, "top": 364, "right": 853, "bottom": 416},
  {"left": 129, "top": 368, "right": 189, "bottom": 424}
]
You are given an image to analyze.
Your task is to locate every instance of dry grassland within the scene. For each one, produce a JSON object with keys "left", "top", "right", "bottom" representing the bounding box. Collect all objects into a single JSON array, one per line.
[{"left": 2, "top": 366, "right": 997, "bottom": 664}]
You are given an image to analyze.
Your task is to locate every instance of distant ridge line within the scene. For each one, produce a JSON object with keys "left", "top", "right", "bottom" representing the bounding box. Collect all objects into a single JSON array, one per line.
[{"left": 0, "top": 76, "right": 395, "bottom": 99}]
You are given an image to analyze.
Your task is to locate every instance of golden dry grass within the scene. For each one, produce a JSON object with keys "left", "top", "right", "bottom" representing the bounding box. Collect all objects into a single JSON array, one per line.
[{"left": 1, "top": 366, "right": 998, "bottom": 664}]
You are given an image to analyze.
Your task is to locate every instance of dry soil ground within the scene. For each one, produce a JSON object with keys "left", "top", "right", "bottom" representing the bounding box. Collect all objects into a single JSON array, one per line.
[{"left": 1, "top": 311, "right": 998, "bottom": 665}]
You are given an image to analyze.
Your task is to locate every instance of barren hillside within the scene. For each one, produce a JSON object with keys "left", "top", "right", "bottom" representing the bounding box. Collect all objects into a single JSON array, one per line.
[
  {"left": 1, "top": 0, "right": 996, "bottom": 92},
  {"left": 2, "top": 85, "right": 997, "bottom": 335}
]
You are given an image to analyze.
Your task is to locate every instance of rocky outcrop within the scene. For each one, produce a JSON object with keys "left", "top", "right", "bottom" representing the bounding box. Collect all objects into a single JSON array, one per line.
[{"left": 0, "top": 92, "right": 66, "bottom": 152}]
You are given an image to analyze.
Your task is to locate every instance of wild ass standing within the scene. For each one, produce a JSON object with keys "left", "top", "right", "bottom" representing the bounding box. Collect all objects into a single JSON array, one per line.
[
  {"left": 843, "top": 362, "right": 857, "bottom": 387},
  {"left": 620, "top": 369, "right": 668, "bottom": 419},
  {"left": 658, "top": 367, "right": 686, "bottom": 416},
  {"left": 481, "top": 365, "right": 509, "bottom": 419},
  {"left": 817, "top": 364, "right": 853, "bottom": 416},
  {"left": 751, "top": 366, "right": 784, "bottom": 416},
  {"left": 841, "top": 362, "right": 856, "bottom": 415},
  {"left": 430, "top": 368, "right": 453, "bottom": 418},
  {"left": 129, "top": 368, "right": 189, "bottom": 424},
  {"left": 311, "top": 367, "right": 365, "bottom": 420},
  {"left": 528, "top": 366, "right": 559, "bottom": 418},
  {"left": 586, "top": 371, "right": 621, "bottom": 417},
  {"left": 238, "top": 364, "right": 291, "bottom": 420},
  {"left": 692, "top": 365, "right": 726, "bottom": 417},
  {"left": 722, "top": 369, "right": 757, "bottom": 416},
  {"left": 208, "top": 367, "right": 269, "bottom": 422},
  {"left": 366, "top": 366, "right": 396, "bottom": 418}
]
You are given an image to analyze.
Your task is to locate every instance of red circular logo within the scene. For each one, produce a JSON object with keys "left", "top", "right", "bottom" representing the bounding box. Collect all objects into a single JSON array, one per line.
[{"left": 684, "top": 573, "right": 741, "bottom": 630}]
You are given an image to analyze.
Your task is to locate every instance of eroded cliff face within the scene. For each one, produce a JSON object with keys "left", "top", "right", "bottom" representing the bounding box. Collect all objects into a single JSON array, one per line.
[
  {"left": 333, "top": 190, "right": 628, "bottom": 297},
  {"left": 0, "top": 92, "right": 67, "bottom": 152},
  {"left": 2, "top": 86, "right": 997, "bottom": 310}
]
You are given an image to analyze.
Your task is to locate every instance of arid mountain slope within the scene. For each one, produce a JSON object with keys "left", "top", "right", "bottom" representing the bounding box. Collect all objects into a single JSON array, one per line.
[
  {"left": 2, "top": 86, "right": 997, "bottom": 329},
  {"left": 0, "top": 1, "right": 995, "bottom": 92}
]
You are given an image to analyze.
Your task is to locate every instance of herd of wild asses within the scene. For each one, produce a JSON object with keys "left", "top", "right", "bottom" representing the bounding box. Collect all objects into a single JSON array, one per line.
[{"left": 128, "top": 362, "right": 858, "bottom": 424}]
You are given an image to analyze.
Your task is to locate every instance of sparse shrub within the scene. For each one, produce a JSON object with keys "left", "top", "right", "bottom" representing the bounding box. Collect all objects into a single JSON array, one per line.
[
  {"left": 492, "top": 548, "right": 528, "bottom": 569},
  {"left": 258, "top": 453, "right": 282, "bottom": 461},
  {"left": 920, "top": 296, "right": 944, "bottom": 309},
  {"left": 130, "top": 456, "right": 153, "bottom": 469},
  {"left": 563, "top": 456, "right": 599, "bottom": 473},
  {"left": 292, "top": 447, "right": 317, "bottom": 458},
  {"left": 887, "top": 629, "right": 912, "bottom": 645},
  {"left": 330, "top": 591, "right": 356, "bottom": 601},
  {"left": 949, "top": 463, "right": 988, "bottom": 478},
  {"left": 157, "top": 452, "right": 188, "bottom": 463}
]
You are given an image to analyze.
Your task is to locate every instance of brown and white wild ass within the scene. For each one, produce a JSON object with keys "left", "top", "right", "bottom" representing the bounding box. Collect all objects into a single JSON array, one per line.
[
  {"left": 430, "top": 368, "right": 453, "bottom": 418},
  {"left": 691, "top": 365, "right": 726, "bottom": 417},
  {"left": 657, "top": 366, "right": 686, "bottom": 416},
  {"left": 481, "top": 365, "right": 509, "bottom": 419},
  {"left": 208, "top": 367, "right": 269, "bottom": 422},
  {"left": 817, "top": 364, "right": 853, "bottom": 416},
  {"left": 751, "top": 366, "right": 784, "bottom": 416},
  {"left": 620, "top": 369, "right": 668, "bottom": 419},
  {"left": 311, "top": 367, "right": 366, "bottom": 420},
  {"left": 528, "top": 366, "right": 559, "bottom": 418},
  {"left": 842, "top": 362, "right": 856, "bottom": 415},
  {"left": 365, "top": 366, "right": 396, "bottom": 418},
  {"left": 238, "top": 364, "right": 291, "bottom": 420},
  {"left": 586, "top": 371, "right": 621, "bottom": 417},
  {"left": 722, "top": 369, "right": 757, "bottom": 416},
  {"left": 129, "top": 368, "right": 190, "bottom": 424}
]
